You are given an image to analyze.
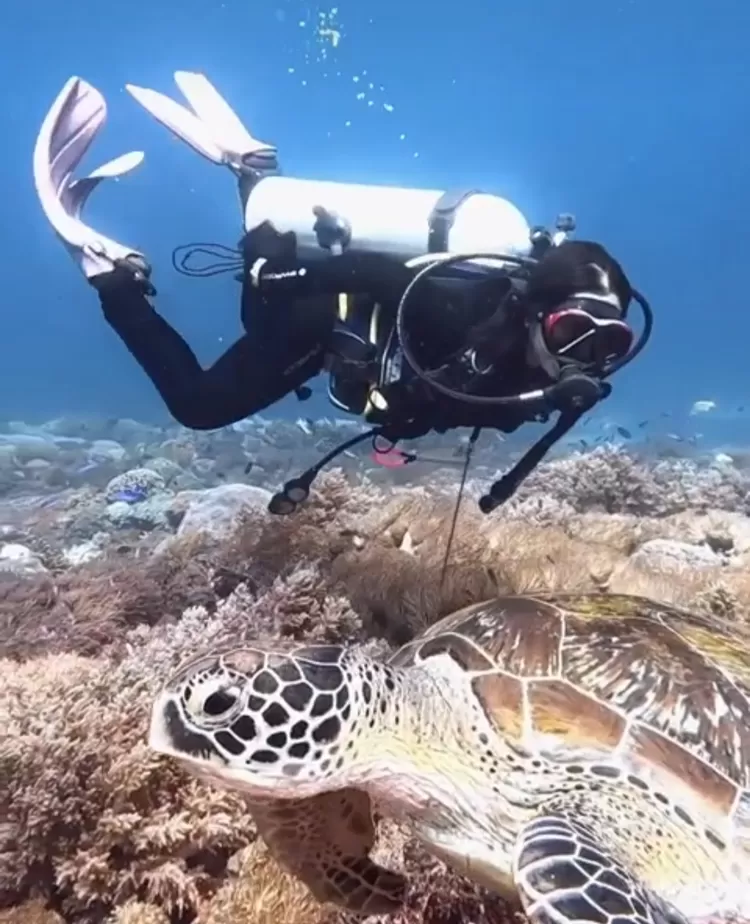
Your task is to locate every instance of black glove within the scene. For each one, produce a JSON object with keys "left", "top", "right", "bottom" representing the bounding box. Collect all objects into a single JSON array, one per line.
[
  {"left": 90, "top": 259, "right": 155, "bottom": 296},
  {"left": 241, "top": 220, "right": 297, "bottom": 263}
]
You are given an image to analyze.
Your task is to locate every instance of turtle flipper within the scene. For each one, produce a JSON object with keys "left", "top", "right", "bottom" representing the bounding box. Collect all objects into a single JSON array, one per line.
[
  {"left": 512, "top": 813, "right": 689, "bottom": 924},
  {"left": 250, "top": 787, "right": 406, "bottom": 916}
]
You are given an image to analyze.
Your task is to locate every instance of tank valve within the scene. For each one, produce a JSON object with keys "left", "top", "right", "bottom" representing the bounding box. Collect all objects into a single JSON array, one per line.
[
  {"left": 555, "top": 213, "right": 576, "bottom": 233},
  {"left": 312, "top": 205, "right": 352, "bottom": 254}
]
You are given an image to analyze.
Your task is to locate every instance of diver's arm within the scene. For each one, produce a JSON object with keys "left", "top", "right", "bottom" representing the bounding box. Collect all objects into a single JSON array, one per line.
[{"left": 94, "top": 268, "right": 325, "bottom": 430}]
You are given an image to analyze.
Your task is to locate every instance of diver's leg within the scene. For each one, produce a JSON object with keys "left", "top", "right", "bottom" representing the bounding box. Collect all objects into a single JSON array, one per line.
[{"left": 94, "top": 267, "right": 324, "bottom": 430}]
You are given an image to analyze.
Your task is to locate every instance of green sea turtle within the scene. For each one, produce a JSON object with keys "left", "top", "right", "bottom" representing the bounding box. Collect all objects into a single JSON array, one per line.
[{"left": 149, "top": 593, "right": 750, "bottom": 923}]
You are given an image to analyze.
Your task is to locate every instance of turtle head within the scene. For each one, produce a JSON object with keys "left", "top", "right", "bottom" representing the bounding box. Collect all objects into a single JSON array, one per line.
[{"left": 149, "top": 644, "right": 365, "bottom": 798}]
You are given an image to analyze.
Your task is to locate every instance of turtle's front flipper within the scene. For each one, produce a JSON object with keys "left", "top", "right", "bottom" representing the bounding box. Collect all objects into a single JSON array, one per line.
[
  {"left": 250, "top": 788, "right": 406, "bottom": 916},
  {"left": 512, "top": 812, "right": 689, "bottom": 924}
]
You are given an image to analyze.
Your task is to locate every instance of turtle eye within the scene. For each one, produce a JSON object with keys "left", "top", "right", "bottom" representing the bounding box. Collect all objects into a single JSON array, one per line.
[
  {"left": 204, "top": 689, "right": 238, "bottom": 716},
  {"left": 185, "top": 680, "right": 243, "bottom": 725}
]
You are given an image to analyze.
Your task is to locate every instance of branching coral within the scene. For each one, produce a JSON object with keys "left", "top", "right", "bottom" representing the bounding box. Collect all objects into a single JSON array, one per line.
[
  {"left": 0, "top": 901, "right": 65, "bottom": 924},
  {"left": 215, "top": 469, "right": 387, "bottom": 587},
  {"left": 1, "top": 473, "right": 384, "bottom": 664},
  {"left": 1, "top": 641, "right": 255, "bottom": 920},
  {"left": 513, "top": 446, "right": 750, "bottom": 517},
  {"left": 0, "top": 537, "right": 219, "bottom": 661},
  {"left": 106, "top": 902, "right": 170, "bottom": 924},
  {"left": 198, "top": 842, "right": 330, "bottom": 924},
  {"left": 250, "top": 565, "right": 362, "bottom": 642}
]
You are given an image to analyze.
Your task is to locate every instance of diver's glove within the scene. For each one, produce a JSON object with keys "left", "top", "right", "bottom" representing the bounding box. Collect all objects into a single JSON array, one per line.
[{"left": 33, "top": 76, "right": 153, "bottom": 292}]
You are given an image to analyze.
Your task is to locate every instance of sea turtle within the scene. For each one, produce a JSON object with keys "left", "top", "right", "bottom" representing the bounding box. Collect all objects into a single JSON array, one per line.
[{"left": 149, "top": 593, "right": 750, "bottom": 923}]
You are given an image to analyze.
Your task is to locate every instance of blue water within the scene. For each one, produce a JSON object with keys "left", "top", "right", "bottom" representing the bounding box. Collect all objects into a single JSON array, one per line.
[{"left": 4, "top": 0, "right": 750, "bottom": 441}]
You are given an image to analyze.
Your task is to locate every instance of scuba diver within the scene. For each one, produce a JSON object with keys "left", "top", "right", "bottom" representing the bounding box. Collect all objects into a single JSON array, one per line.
[{"left": 33, "top": 72, "right": 652, "bottom": 519}]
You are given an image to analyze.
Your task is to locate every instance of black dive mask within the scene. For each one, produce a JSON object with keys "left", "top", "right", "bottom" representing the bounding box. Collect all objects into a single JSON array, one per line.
[{"left": 533, "top": 297, "right": 635, "bottom": 379}]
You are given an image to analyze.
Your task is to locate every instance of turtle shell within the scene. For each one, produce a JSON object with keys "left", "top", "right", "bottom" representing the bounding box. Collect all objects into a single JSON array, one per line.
[{"left": 390, "top": 593, "right": 750, "bottom": 838}]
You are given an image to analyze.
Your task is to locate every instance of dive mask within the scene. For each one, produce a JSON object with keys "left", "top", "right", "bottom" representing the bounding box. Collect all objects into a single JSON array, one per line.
[{"left": 541, "top": 298, "right": 634, "bottom": 370}]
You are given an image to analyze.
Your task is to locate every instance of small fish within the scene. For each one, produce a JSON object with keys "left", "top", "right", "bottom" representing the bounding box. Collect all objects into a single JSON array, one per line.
[
  {"left": 690, "top": 399, "right": 716, "bottom": 416},
  {"left": 296, "top": 418, "right": 314, "bottom": 436},
  {"left": 616, "top": 426, "right": 632, "bottom": 439},
  {"left": 112, "top": 487, "right": 147, "bottom": 504},
  {"left": 579, "top": 439, "right": 588, "bottom": 449},
  {"left": 74, "top": 461, "right": 100, "bottom": 475},
  {"left": 243, "top": 461, "right": 254, "bottom": 474},
  {"left": 666, "top": 433, "right": 684, "bottom": 443},
  {"left": 638, "top": 419, "right": 649, "bottom": 428}
]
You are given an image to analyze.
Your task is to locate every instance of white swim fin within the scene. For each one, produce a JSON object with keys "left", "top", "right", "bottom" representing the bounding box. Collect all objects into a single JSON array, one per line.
[
  {"left": 125, "top": 71, "right": 275, "bottom": 173},
  {"left": 33, "top": 76, "right": 147, "bottom": 279}
]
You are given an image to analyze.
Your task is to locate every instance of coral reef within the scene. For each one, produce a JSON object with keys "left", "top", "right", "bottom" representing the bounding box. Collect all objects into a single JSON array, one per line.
[
  {"left": 104, "top": 470, "right": 166, "bottom": 504},
  {"left": 3, "top": 414, "right": 750, "bottom": 924}
]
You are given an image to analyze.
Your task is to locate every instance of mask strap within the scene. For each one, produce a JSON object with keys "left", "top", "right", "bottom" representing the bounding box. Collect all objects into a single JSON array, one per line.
[{"left": 529, "top": 319, "right": 561, "bottom": 379}]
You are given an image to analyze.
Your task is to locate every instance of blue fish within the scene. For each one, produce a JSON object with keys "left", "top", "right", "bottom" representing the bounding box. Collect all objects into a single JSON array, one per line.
[{"left": 111, "top": 487, "right": 148, "bottom": 504}]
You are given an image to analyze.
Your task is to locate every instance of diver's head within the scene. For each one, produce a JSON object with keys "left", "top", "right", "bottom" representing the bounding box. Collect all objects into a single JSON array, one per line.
[{"left": 524, "top": 240, "right": 635, "bottom": 379}]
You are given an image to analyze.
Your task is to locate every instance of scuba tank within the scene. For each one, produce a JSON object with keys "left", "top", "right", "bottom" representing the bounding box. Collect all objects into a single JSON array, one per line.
[{"left": 242, "top": 176, "right": 534, "bottom": 262}]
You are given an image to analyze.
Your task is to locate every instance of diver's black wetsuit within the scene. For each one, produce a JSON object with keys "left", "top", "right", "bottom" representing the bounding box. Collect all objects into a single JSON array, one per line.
[
  {"left": 96, "top": 266, "right": 331, "bottom": 430},
  {"left": 95, "top": 250, "right": 519, "bottom": 431}
]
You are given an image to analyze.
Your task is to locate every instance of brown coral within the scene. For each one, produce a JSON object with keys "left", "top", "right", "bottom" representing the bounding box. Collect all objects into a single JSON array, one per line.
[
  {"left": 214, "top": 469, "right": 387, "bottom": 586},
  {"left": 0, "top": 536, "right": 221, "bottom": 662},
  {"left": 2, "top": 643, "right": 254, "bottom": 920},
  {"left": 0, "top": 902, "right": 65, "bottom": 924},
  {"left": 198, "top": 842, "right": 330, "bottom": 924}
]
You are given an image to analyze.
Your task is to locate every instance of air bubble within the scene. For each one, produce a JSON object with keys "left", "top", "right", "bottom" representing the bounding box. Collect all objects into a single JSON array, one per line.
[{"left": 279, "top": 7, "right": 415, "bottom": 151}]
